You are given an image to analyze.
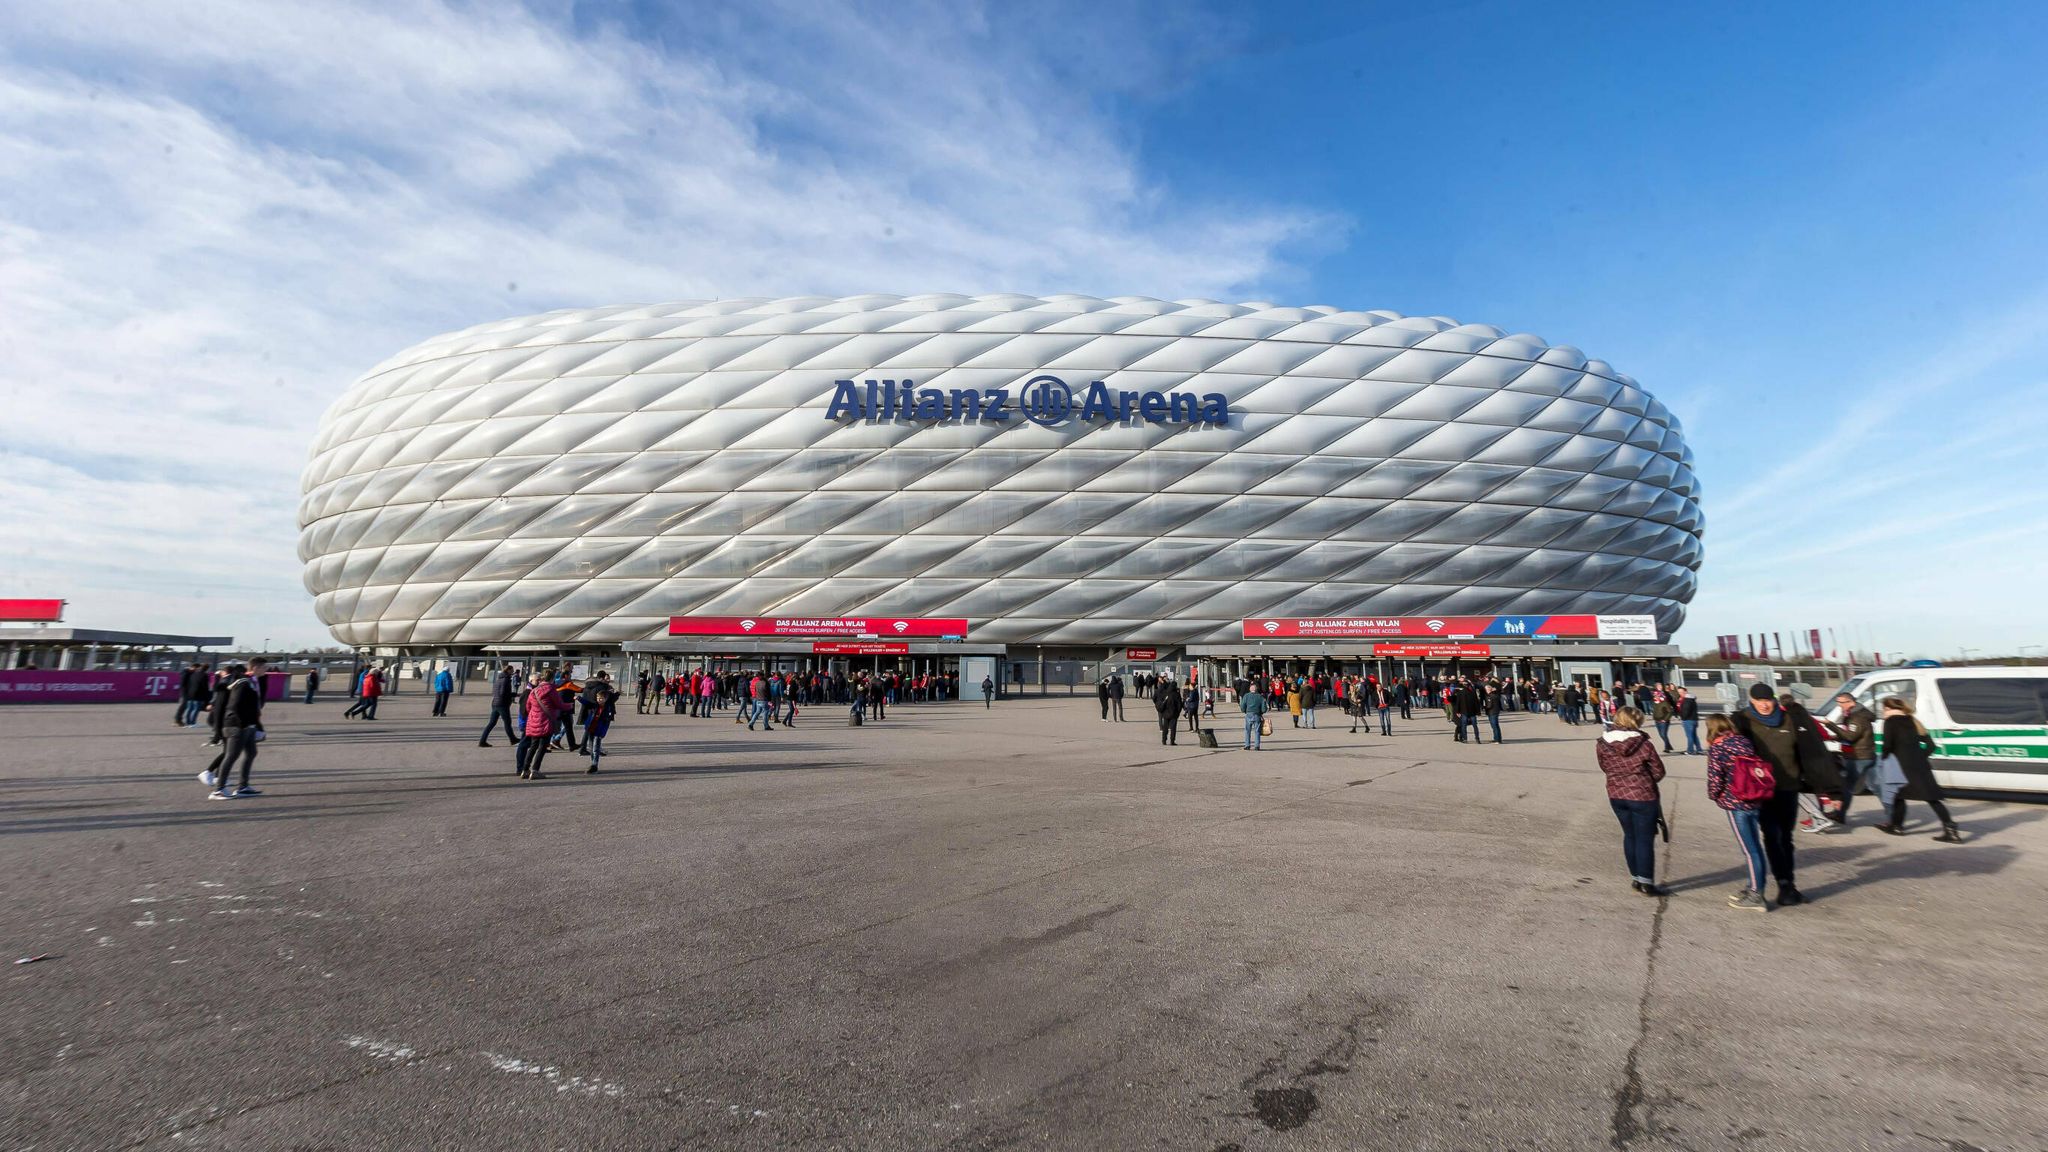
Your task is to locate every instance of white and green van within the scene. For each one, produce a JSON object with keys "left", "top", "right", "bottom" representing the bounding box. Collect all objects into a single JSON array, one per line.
[{"left": 1817, "top": 666, "right": 2048, "bottom": 794}]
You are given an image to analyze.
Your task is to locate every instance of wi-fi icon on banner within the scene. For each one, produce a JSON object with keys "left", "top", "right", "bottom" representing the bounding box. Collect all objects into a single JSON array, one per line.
[
  {"left": 739, "top": 619, "right": 757, "bottom": 632},
  {"left": 1261, "top": 620, "right": 1280, "bottom": 634},
  {"left": 891, "top": 620, "right": 910, "bottom": 633},
  {"left": 1424, "top": 619, "right": 1446, "bottom": 633}
]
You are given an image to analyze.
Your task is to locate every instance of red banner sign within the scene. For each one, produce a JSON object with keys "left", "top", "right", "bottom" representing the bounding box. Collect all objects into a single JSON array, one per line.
[
  {"left": 1124, "top": 647, "right": 1159, "bottom": 661},
  {"left": 0, "top": 599, "right": 65, "bottom": 622},
  {"left": 1371, "top": 644, "right": 1492, "bottom": 658},
  {"left": 0, "top": 670, "right": 290, "bottom": 704},
  {"left": 668, "top": 616, "right": 968, "bottom": 638},
  {"left": 811, "top": 642, "right": 909, "bottom": 655},
  {"left": 1241, "top": 614, "right": 1655, "bottom": 640}
]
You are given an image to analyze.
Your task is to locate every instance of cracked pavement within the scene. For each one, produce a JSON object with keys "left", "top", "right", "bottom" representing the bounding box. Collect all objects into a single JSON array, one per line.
[{"left": 4, "top": 694, "right": 2046, "bottom": 1150}]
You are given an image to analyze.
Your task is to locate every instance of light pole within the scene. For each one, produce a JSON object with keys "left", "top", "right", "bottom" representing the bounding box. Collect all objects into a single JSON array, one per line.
[
  {"left": 2020, "top": 645, "right": 2042, "bottom": 666},
  {"left": 1958, "top": 647, "right": 1979, "bottom": 664}
]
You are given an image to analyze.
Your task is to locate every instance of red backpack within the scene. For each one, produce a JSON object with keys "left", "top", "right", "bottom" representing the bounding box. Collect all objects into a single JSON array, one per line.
[{"left": 1728, "top": 752, "right": 1777, "bottom": 804}]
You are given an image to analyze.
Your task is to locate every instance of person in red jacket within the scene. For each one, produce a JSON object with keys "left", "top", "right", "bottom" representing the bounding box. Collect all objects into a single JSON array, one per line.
[
  {"left": 1597, "top": 707, "right": 1667, "bottom": 896},
  {"left": 517, "top": 673, "right": 562, "bottom": 780}
]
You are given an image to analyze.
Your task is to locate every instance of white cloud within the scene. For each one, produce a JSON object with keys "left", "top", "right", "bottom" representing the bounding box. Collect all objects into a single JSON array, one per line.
[{"left": 0, "top": 0, "right": 1333, "bottom": 646}]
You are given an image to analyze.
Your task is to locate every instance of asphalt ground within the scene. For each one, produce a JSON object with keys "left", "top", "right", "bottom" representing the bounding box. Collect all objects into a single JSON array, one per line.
[{"left": 3, "top": 691, "right": 2046, "bottom": 1152}]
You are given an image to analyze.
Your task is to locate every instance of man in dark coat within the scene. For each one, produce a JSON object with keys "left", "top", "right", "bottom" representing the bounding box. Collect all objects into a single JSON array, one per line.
[{"left": 1730, "top": 683, "right": 1840, "bottom": 906}]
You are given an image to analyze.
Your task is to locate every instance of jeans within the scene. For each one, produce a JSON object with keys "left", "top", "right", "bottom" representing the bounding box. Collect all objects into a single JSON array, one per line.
[
  {"left": 1682, "top": 719, "right": 1701, "bottom": 755},
  {"left": 182, "top": 698, "right": 205, "bottom": 725},
  {"left": 432, "top": 689, "right": 451, "bottom": 716},
  {"left": 586, "top": 727, "right": 604, "bottom": 766},
  {"left": 1378, "top": 706, "right": 1392, "bottom": 735},
  {"left": 1839, "top": 757, "right": 1874, "bottom": 821},
  {"left": 363, "top": 697, "right": 379, "bottom": 720},
  {"left": 481, "top": 705, "right": 518, "bottom": 744},
  {"left": 1243, "top": 715, "right": 1262, "bottom": 749},
  {"left": 748, "top": 699, "right": 773, "bottom": 730},
  {"left": 1757, "top": 791, "right": 1799, "bottom": 887},
  {"left": 217, "top": 725, "right": 259, "bottom": 791},
  {"left": 1654, "top": 721, "right": 1673, "bottom": 751},
  {"left": 516, "top": 732, "right": 549, "bottom": 776},
  {"left": 1457, "top": 715, "right": 1481, "bottom": 742},
  {"left": 304, "top": 685, "right": 317, "bottom": 704},
  {"left": 1610, "top": 797, "right": 1660, "bottom": 885},
  {"left": 1724, "top": 806, "right": 1766, "bottom": 892},
  {"left": 1487, "top": 713, "right": 1502, "bottom": 743},
  {"left": 1301, "top": 706, "right": 1316, "bottom": 729}
]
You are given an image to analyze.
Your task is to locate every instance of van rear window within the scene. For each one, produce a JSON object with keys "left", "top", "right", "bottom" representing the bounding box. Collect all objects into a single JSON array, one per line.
[{"left": 1936, "top": 679, "right": 2048, "bottom": 724}]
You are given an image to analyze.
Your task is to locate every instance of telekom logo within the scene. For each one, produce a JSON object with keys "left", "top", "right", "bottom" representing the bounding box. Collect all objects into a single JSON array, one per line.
[
  {"left": 739, "top": 619, "right": 757, "bottom": 632},
  {"left": 145, "top": 675, "right": 171, "bottom": 697}
]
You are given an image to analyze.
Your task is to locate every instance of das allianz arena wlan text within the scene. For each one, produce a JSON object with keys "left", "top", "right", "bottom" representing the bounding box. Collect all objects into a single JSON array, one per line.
[{"left": 298, "top": 294, "right": 1701, "bottom": 692}]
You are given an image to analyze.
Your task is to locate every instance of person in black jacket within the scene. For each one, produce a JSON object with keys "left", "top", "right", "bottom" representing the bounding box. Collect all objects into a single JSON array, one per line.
[
  {"left": 1152, "top": 678, "right": 1183, "bottom": 746},
  {"left": 1677, "top": 689, "right": 1702, "bottom": 755},
  {"left": 1729, "top": 683, "right": 1840, "bottom": 906},
  {"left": 479, "top": 666, "right": 520, "bottom": 748},
  {"left": 1875, "top": 697, "right": 1962, "bottom": 841},
  {"left": 206, "top": 659, "right": 268, "bottom": 799}
]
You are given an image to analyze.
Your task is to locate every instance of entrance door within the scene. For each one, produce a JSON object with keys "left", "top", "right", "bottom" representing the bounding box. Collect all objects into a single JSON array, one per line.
[
  {"left": 1558, "top": 661, "right": 1608, "bottom": 694},
  {"left": 961, "top": 656, "right": 995, "bottom": 701}
]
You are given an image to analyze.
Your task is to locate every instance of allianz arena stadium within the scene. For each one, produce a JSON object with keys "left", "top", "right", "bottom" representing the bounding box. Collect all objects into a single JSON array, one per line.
[{"left": 299, "top": 294, "right": 1701, "bottom": 691}]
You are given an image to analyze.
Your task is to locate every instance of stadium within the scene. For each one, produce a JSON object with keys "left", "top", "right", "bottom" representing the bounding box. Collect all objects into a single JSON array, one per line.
[{"left": 298, "top": 294, "right": 1702, "bottom": 694}]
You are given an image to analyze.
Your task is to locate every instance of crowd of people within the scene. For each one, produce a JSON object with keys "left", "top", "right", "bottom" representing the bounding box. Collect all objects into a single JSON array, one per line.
[{"left": 1599, "top": 683, "right": 1965, "bottom": 912}]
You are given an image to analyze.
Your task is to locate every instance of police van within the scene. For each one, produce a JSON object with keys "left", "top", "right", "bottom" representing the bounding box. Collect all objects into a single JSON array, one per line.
[{"left": 1816, "top": 666, "right": 2048, "bottom": 794}]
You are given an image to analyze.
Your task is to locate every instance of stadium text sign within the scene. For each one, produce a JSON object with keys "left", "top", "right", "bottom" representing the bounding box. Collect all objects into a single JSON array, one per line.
[{"left": 827, "top": 375, "right": 1229, "bottom": 427}]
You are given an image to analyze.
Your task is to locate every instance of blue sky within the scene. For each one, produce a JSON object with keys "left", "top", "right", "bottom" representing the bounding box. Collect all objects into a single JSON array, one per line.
[{"left": 2, "top": 0, "right": 2044, "bottom": 657}]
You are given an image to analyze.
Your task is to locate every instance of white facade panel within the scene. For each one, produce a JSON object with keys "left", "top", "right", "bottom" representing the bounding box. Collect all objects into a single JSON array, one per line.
[{"left": 299, "top": 295, "right": 1704, "bottom": 648}]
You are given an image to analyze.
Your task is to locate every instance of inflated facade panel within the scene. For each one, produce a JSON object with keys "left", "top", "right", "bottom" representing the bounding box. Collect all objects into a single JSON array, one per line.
[{"left": 299, "top": 294, "right": 1702, "bottom": 648}]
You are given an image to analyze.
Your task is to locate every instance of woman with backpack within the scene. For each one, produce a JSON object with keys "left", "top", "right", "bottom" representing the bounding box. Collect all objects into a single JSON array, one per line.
[
  {"left": 1875, "top": 697, "right": 1963, "bottom": 842},
  {"left": 1596, "top": 707, "right": 1667, "bottom": 897},
  {"left": 1704, "top": 713, "right": 1774, "bottom": 912}
]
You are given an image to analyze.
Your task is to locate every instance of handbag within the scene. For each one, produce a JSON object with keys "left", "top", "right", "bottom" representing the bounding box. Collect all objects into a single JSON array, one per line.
[
  {"left": 1261, "top": 715, "right": 1273, "bottom": 737},
  {"left": 251, "top": 728, "right": 267, "bottom": 743}
]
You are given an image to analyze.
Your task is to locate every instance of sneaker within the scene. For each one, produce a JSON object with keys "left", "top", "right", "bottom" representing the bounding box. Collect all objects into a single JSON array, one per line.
[
  {"left": 233, "top": 786, "right": 262, "bottom": 797},
  {"left": 1776, "top": 885, "right": 1805, "bottom": 906},
  {"left": 208, "top": 789, "right": 235, "bottom": 800},
  {"left": 1810, "top": 820, "right": 1842, "bottom": 835},
  {"left": 1729, "top": 889, "right": 1768, "bottom": 912},
  {"left": 198, "top": 770, "right": 217, "bottom": 787}
]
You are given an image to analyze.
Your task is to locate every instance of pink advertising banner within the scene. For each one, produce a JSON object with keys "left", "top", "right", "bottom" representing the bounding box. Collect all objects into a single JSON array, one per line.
[{"left": 0, "top": 670, "right": 290, "bottom": 705}]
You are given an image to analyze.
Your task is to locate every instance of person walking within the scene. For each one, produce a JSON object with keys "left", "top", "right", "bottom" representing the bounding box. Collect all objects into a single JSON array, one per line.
[
  {"left": 1240, "top": 683, "right": 1269, "bottom": 750},
  {"left": 746, "top": 672, "right": 774, "bottom": 731},
  {"left": 1704, "top": 713, "right": 1772, "bottom": 911},
  {"left": 302, "top": 667, "right": 321, "bottom": 705},
  {"left": 516, "top": 673, "right": 561, "bottom": 780},
  {"left": 1730, "top": 683, "right": 1838, "bottom": 906},
  {"left": 980, "top": 674, "right": 995, "bottom": 708},
  {"left": 359, "top": 666, "right": 384, "bottom": 720},
  {"left": 1830, "top": 692, "right": 1877, "bottom": 826},
  {"left": 1153, "top": 677, "right": 1183, "bottom": 746},
  {"left": 479, "top": 666, "right": 519, "bottom": 747},
  {"left": 1596, "top": 707, "right": 1667, "bottom": 896},
  {"left": 1652, "top": 691, "right": 1676, "bottom": 753},
  {"left": 431, "top": 665, "right": 454, "bottom": 716},
  {"left": 1455, "top": 679, "right": 1483, "bottom": 744},
  {"left": 1875, "top": 697, "right": 1962, "bottom": 841},
  {"left": 1678, "top": 688, "right": 1702, "bottom": 755},
  {"left": 582, "top": 673, "right": 616, "bottom": 773},
  {"left": 204, "top": 659, "right": 269, "bottom": 799}
]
